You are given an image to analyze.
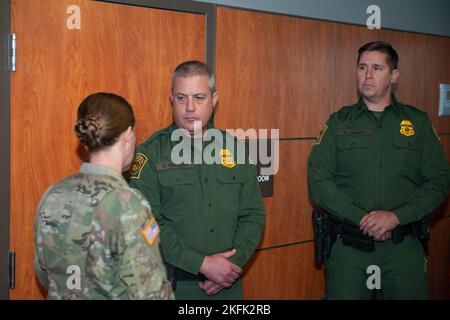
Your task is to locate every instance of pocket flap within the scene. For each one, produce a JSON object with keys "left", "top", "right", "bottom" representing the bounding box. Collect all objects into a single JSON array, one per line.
[
  {"left": 392, "top": 137, "right": 420, "bottom": 151},
  {"left": 158, "top": 170, "right": 196, "bottom": 187},
  {"left": 215, "top": 169, "right": 244, "bottom": 184},
  {"left": 337, "top": 137, "right": 370, "bottom": 150}
]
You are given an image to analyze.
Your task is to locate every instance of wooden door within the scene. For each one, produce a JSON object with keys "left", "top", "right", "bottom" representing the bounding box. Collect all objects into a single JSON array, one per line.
[{"left": 10, "top": 0, "right": 205, "bottom": 299}]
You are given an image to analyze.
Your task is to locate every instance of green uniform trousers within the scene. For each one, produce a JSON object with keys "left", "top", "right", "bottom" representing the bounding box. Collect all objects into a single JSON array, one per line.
[
  {"left": 325, "top": 236, "right": 428, "bottom": 300},
  {"left": 174, "top": 279, "right": 243, "bottom": 300}
]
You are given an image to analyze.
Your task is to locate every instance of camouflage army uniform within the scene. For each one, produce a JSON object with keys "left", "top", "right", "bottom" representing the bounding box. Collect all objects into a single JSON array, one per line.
[{"left": 34, "top": 162, "right": 174, "bottom": 300}]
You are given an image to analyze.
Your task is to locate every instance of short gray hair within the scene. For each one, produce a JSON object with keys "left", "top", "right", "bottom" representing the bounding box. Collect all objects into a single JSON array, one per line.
[{"left": 171, "top": 60, "right": 215, "bottom": 93}]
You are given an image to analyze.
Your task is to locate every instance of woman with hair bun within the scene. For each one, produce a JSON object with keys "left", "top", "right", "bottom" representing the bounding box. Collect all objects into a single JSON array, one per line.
[{"left": 34, "top": 92, "right": 173, "bottom": 300}]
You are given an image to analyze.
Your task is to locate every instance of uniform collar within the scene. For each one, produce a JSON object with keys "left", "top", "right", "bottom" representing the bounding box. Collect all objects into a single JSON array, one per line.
[
  {"left": 354, "top": 94, "right": 400, "bottom": 119},
  {"left": 79, "top": 162, "right": 128, "bottom": 185}
]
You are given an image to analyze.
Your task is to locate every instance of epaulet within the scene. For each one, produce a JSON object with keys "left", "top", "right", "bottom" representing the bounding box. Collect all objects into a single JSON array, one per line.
[
  {"left": 332, "top": 103, "right": 360, "bottom": 123},
  {"left": 336, "top": 104, "right": 357, "bottom": 116},
  {"left": 139, "top": 124, "right": 173, "bottom": 148},
  {"left": 397, "top": 102, "right": 427, "bottom": 116}
]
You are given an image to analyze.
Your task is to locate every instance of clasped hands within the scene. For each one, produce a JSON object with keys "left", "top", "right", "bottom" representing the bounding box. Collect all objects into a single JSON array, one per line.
[
  {"left": 359, "top": 210, "right": 400, "bottom": 241},
  {"left": 198, "top": 248, "right": 242, "bottom": 296}
]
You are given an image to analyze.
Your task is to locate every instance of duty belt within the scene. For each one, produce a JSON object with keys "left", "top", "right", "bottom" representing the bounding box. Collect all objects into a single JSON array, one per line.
[
  {"left": 331, "top": 218, "right": 427, "bottom": 252},
  {"left": 175, "top": 268, "right": 207, "bottom": 282}
]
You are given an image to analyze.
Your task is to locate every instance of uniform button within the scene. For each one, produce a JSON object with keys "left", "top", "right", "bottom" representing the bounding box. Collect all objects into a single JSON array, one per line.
[
  {"left": 378, "top": 124, "right": 382, "bottom": 128},
  {"left": 208, "top": 202, "right": 212, "bottom": 207},
  {"left": 407, "top": 142, "right": 412, "bottom": 147},
  {"left": 204, "top": 178, "right": 208, "bottom": 183},
  {"left": 210, "top": 228, "right": 214, "bottom": 232},
  {"left": 378, "top": 185, "right": 382, "bottom": 189},
  {"left": 232, "top": 176, "right": 236, "bottom": 181},
  {"left": 379, "top": 143, "right": 382, "bottom": 148}
]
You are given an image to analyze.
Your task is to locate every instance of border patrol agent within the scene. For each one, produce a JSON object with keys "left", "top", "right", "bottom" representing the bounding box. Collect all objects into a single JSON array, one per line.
[
  {"left": 34, "top": 93, "right": 173, "bottom": 299},
  {"left": 308, "top": 42, "right": 450, "bottom": 299},
  {"left": 129, "top": 61, "right": 265, "bottom": 299}
]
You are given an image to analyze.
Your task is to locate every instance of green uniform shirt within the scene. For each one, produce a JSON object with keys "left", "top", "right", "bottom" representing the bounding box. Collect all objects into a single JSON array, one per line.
[
  {"left": 308, "top": 96, "right": 450, "bottom": 226},
  {"left": 34, "top": 163, "right": 173, "bottom": 300},
  {"left": 129, "top": 123, "right": 266, "bottom": 276}
]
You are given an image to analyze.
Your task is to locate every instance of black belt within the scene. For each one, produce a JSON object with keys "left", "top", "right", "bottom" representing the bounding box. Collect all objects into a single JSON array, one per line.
[
  {"left": 332, "top": 219, "right": 421, "bottom": 252},
  {"left": 391, "top": 222, "right": 417, "bottom": 244},
  {"left": 174, "top": 267, "right": 207, "bottom": 282},
  {"left": 332, "top": 219, "right": 375, "bottom": 252}
]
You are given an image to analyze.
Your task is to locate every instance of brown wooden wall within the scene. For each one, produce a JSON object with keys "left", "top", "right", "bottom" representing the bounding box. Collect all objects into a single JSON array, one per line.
[{"left": 215, "top": 7, "right": 450, "bottom": 299}]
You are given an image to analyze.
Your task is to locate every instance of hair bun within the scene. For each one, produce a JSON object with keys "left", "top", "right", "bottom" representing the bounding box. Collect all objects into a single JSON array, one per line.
[{"left": 74, "top": 116, "right": 102, "bottom": 146}]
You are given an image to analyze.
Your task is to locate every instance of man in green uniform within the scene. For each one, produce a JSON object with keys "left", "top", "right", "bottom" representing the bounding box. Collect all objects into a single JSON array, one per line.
[
  {"left": 308, "top": 41, "right": 450, "bottom": 299},
  {"left": 129, "top": 61, "right": 265, "bottom": 299}
]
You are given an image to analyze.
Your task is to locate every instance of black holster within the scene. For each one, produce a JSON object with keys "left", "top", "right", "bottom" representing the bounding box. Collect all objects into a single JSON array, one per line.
[
  {"left": 164, "top": 262, "right": 207, "bottom": 291},
  {"left": 164, "top": 262, "right": 177, "bottom": 291},
  {"left": 313, "top": 209, "right": 336, "bottom": 265},
  {"left": 337, "top": 221, "right": 375, "bottom": 252},
  {"left": 391, "top": 216, "right": 430, "bottom": 254}
]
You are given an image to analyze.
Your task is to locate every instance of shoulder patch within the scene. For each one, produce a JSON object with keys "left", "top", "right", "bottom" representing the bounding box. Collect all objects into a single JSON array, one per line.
[
  {"left": 140, "top": 217, "right": 160, "bottom": 247},
  {"left": 313, "top": 125, "right": 328, "bottom": 145},
  {"left": 130, "top": 153, "right": 148, "bottom": 179}
]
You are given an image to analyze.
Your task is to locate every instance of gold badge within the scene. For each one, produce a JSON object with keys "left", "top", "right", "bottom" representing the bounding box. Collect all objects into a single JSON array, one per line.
[
  {"left": 130, "top": 153, "right": 148, "bottom": 179},
  {"left": 400, "top": 120, "right": 414, "bottom": 136},
  {"left": 314, "top": 125, "right": 328, "bottom": 145},
  {"left": 220, "top": 149, "right": 236, "bottom": 168}
]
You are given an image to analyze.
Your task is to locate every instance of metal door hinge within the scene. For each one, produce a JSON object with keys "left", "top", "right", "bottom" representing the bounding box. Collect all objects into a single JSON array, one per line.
[
  {"left": 8, "top": 33, "right": 16, "bottom": 72},
  {"left": 8, "top": 251, "right": 15, "bottom": 289}
]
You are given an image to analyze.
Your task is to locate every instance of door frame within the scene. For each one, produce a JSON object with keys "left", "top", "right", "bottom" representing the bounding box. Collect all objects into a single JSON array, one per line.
[
  {"left": 0, "top": 0, "right": 215, "bottom": 300},
  {"left": 98, "top": 0, "right": 217, "bottom": 72},
  {"left": 0, "top": 0, "right": 11, "bottom": 301}
]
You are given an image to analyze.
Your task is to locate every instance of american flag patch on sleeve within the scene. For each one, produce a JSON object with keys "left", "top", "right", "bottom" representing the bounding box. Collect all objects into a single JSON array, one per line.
[{"left": 140, "top": 217, "right": 160, "bottom": 247}]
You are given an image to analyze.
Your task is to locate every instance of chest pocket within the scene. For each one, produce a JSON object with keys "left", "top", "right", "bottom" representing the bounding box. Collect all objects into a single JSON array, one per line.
[
  {"left": 337, "top": 136, "right": 370, "bottom": 150},
  {"left": 336, "top": 135, "right": 371, "bottom": 173},
  {"left": 215, "top": 169, "right": 245, "bottom": 185},
  {"left": 215, "top": 167, "right": 244, "bottom": 212},
  {"left": 158, "top": 168, "right": 197, "bottom": 187},
  {"left": 391, "top": 137, "right": 421, "bottom": 173},
  {"left": 392, "top": 137, "right": 420, "bottom": 152}
]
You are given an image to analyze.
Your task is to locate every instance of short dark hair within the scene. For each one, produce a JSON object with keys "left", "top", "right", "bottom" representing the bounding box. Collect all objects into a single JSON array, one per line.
[
  {"left": 74, "top": 92, "right": 135, "bottom": 152},
  {"left": 357, "top": 41, "right": 399, "bottom": 71},
  {"left": 171, "top": 60, "right": 215, "bottom": 93}
]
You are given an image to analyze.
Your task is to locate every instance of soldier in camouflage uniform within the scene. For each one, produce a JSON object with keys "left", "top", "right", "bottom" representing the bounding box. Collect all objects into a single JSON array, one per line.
[{"left": 34, "top": 92, "right": 173, "bottom": 299}]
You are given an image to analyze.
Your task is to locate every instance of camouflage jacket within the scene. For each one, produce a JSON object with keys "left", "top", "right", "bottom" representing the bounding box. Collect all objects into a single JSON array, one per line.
[{"left": 34, "top": 162, "right": 174, "bottom": 300}]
